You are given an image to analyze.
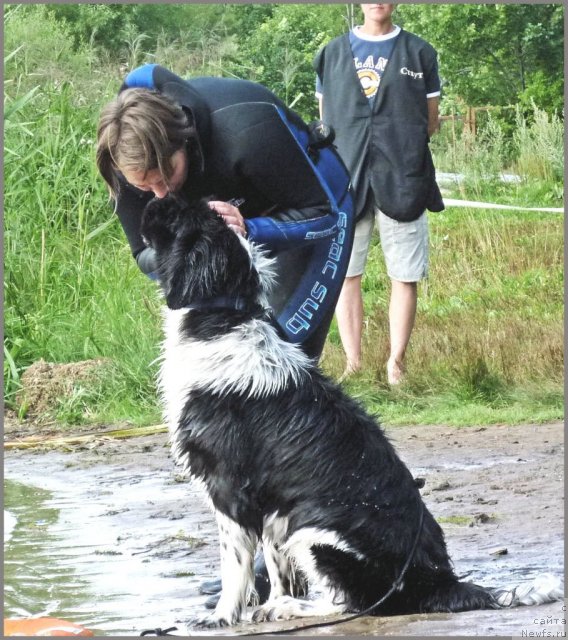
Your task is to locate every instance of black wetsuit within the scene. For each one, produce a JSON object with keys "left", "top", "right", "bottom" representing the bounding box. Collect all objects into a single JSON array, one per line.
[{"left": 113, "top": 64, "right": 354, "bottom": 359}]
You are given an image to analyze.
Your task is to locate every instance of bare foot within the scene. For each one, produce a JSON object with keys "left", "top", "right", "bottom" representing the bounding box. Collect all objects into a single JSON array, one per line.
[
  {"left": 387, "top": 358, "right": 405, "bottom": 385},
  {"left": 338, "top": 362, "right": 361, "bottom": 383}
]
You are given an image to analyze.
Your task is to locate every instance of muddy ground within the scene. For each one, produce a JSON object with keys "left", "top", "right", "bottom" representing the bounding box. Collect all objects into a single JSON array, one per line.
[{"left": 4, "top": 420, "right": 565, "bottom": 637}]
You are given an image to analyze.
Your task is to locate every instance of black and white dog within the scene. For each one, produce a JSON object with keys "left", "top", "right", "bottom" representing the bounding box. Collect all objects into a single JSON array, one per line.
[{"left": 140, "top": 195, "right": 561, "bottom": 629}]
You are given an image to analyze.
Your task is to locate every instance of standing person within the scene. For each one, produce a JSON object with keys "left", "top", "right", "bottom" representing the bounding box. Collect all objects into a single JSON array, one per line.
[
  {"left": 96, "top": 63, "right": 354, "bottom": 606},
  {"left": 314, "top": 3, "right": 444, "bottom": 384}
]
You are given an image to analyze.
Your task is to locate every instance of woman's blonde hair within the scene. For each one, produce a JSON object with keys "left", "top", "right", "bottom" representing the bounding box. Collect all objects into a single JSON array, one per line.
[{"left": 96, "top": 88, "right": 195, "bottom": 198}]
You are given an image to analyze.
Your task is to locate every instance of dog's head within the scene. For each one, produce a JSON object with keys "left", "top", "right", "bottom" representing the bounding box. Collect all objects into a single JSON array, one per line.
[{"left": 141, "top": 195, "right": 261, "bottom": 310}]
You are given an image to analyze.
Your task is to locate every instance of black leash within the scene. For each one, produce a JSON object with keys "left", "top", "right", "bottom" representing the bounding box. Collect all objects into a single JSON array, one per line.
[
  {"left": 140, "top": 627, "right": 178, "bottom": 636},
  {"left": 140, "top": 501, "right": 425, "bottom": 637}
]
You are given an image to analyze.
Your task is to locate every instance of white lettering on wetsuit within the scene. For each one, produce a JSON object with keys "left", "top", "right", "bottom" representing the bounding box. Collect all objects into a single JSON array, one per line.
[{"left": 285, "top": 211, "right": 348, "bottom": 334}]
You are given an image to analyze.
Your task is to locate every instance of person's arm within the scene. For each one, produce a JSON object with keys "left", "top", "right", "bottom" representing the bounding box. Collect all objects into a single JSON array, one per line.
[
  {"left": 232, "top": 103, "right": 347, "bottom": 252},
  {"left": 424, "top": 46, "right": 441, "bottom": 139},
  {"left": 112, "top": 176, "right": 159, "bottom": 277},
  {"left": 427, "top": 96, "right": 440, "bottom": 138}
]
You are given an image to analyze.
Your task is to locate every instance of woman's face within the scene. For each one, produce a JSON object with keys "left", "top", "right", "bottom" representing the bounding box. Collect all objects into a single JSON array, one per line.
[{"left": 120, "top": 148, "right": 188, "bottom": 199}]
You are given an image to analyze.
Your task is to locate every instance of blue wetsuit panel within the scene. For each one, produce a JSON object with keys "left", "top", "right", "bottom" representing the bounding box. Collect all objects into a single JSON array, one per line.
[
  {"left": 266, "top": 108, "right": 354, "bottom": 343},
  {"left": 124, "top": 64, "right": 158, "bottom": 90}
]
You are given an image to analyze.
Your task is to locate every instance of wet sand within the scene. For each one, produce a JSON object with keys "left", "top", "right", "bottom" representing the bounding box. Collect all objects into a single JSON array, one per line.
[{"left": 4, "top": 421, "right": 564, "bottom": 636}]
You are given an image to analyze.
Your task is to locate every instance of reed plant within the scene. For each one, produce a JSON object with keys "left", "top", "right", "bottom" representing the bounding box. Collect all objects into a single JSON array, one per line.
[
  {"left": 513, "top": 103, "right": 564, "bottom": 184},
  {"left": 4, "top": 76, "right": 164, "bottom": 423},
  {"left": 432, "top": 104, "right": 564, "bottom": 207}
]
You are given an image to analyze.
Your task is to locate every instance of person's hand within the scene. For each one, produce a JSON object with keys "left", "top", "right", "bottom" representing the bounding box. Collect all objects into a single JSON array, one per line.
[{"left": 208, "top": 200, "right": 247, "bottom": 237}]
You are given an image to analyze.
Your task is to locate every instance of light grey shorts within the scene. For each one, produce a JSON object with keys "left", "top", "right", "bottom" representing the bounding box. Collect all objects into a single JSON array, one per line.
[{"left": 346, "top": 206, "right": 429, "bottom": 282}]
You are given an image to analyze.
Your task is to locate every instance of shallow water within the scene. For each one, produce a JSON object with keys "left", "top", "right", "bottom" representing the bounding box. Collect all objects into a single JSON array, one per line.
[
  {"left": 4, "top": 456, "right": 219, "bottom": 635},
  {"left": 4, "top": 430, "right": 564, "bottom": 637}
]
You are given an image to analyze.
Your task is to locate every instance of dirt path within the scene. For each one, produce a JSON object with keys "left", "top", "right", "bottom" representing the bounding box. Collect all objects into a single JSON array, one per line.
[{"left": 4, "top": 421, "right": 564, "bottom": 636}]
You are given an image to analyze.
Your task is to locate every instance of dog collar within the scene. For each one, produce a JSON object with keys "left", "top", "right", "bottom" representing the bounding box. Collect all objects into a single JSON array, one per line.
[{"left": 183, "top": 295, "right": 266, "bottom": 315}]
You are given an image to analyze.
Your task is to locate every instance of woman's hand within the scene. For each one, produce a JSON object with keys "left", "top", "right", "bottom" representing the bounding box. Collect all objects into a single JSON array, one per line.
[{"left": 208, "top": 200, "right": 247, "bottom": 237}]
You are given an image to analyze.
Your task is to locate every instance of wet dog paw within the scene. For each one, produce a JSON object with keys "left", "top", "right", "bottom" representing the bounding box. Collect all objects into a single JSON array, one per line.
[
  {"left": 252, "top": 606, "right": 278, "bottom": 623},
  {"left": 188, "top": 614, "right": 231, "bottom": 629},
  {"left": 252, "top": 596, "right": 317, "bottom": 622},
  {"left": 252, "top": 602, "right": 294, "bottom": 623}
]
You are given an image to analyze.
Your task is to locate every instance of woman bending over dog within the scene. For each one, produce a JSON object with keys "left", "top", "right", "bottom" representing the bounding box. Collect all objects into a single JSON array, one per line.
[{"left": 96, "top": 63, "right": 355, "bottom": 604}]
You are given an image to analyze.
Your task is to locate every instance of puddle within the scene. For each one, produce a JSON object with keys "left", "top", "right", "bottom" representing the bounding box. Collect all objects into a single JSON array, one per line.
[
  {"left": 412, "top": 455, "right": 531, "bottom": 476},
  {"left": 5, "top": 510, "right": 17, "bottom": 542},
  {"left": 4, "top": 456, "right": 219, "bottom": 635}
]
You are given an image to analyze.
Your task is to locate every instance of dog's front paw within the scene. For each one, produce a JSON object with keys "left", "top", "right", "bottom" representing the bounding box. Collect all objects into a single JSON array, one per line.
[
  {"left": 188, "top": 613, "right": 232, "bottom": 629},
  {"left": 252, "top": 596, "right": 318, "bottom": 622}
]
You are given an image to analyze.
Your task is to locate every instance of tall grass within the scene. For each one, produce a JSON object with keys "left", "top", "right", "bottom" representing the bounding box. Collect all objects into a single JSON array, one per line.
[
  {"left": 432, "top": 105, "right": 564, "bottom": 206},
  {"left": 513, "top": 103, "right": 564, "bottom": 184},
  {"left": 321, "top": 207, "right": 563, "bottom": 425},
  {"left": 4, "top": 6, "right": 564, "bottom": 427},
  {"left": 4, "top": 75, "right": 164, "bottom": 423},
  {"left": 4, "top": 7, "right": 163, "bottom": 424},
  {"left": 434, "top": 116, "right": 508, "bottom": 199}
]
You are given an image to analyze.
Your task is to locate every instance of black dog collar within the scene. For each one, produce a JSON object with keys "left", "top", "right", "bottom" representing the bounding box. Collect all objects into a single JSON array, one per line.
[{"left": 183, "top": 296, "right": 267, "bottom": 316}]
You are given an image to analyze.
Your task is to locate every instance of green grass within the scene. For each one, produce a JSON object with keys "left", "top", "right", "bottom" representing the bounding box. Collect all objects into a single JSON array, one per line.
[
  {"left": 320, "top": 206, "right": 563, "bottom": 426},
  {"left": 4, "top": 11, "right": 564, "bottom": 429},
  {"left": 4, "top": 74, "right": 163, "bottom": 426}
]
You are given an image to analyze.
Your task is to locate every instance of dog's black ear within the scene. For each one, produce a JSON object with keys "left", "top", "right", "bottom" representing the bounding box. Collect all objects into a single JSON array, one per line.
[{"left": 140, "top": 196, "right": 190, "bottom": 253}]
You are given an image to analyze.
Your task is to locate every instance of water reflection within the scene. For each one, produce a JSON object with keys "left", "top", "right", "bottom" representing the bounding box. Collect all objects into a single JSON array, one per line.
[
  {"left": 4, "top": 480, "right": 92, "bottom": 622},
  {"left": 4, "top": 457, "right": 219, "bottom": 635}
]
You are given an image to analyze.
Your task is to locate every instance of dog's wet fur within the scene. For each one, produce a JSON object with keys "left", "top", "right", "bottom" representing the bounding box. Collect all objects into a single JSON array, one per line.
[{"left": 141, "top": 195, "right": 562, "bottom": 628}]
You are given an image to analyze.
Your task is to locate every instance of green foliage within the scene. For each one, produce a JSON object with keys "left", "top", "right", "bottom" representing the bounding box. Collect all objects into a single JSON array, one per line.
[
  {"left": 4, "top": 10, "right": 160, "bottom": 425},
  {"left": 4, "top": 4, "right": 564, "bottom": 428},
  {"left": 397, "top": 3, "right": 564, "bottom": 113},
  {"left": 513, "top": 104, "right": 564, "bottom": 183},
  {"left": 49, "top": 3, "right": 227, "bottom": 57},
  {"left": 431, "top": 101, "right": 563, "bottom": 205},
  {"left": 224, "top": 4, "right": 346, "bottom": 119},
  {"left": 4, "top": 5, "right": 97, "bottom": 91},
  {"left": 434, "top": 115, "right": 509, "bottom": 199}
]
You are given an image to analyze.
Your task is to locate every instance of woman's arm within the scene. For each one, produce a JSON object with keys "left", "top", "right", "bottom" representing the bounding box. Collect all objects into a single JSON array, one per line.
[{"left": 231, "top": 102, "right": 349, "bottom": 252}]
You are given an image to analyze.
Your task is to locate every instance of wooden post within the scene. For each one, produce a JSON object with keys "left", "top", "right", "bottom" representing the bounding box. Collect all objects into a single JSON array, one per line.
[{"left": 451, "top": 107, "right": 456, "bottom": 148}]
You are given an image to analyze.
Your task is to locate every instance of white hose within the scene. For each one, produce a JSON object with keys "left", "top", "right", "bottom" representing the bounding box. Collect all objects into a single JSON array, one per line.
[{"left": 443, "top": 198, "right": 563, "bottom": 214}]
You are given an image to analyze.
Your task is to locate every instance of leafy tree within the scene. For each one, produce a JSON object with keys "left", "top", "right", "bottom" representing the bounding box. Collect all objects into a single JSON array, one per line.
[
  {"left": 397, "top": 3, "right": 564, "bottom": 114},
  {"left": 225, "top": 4, "right": 347, "bottom": 120},
  {"left": 49, "top": 4, "right": 231, "bottom": 60}
]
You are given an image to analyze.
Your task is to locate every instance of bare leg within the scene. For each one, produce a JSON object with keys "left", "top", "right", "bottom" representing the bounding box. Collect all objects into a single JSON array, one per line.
[
  {"left": 387, "top": 280, "right": 417, "bottom": 385},
  {"left": 335, "top": 274, "right": 364, "bottom": 377}
]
